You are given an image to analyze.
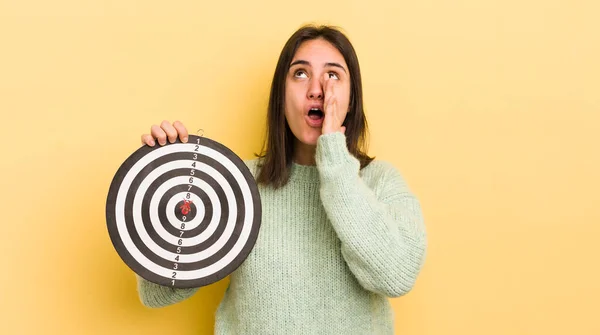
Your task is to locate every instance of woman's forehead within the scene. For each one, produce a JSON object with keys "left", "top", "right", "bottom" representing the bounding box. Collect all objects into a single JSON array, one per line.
[{"left": 291, "top": 39, "right": 346, "bottom": 67}]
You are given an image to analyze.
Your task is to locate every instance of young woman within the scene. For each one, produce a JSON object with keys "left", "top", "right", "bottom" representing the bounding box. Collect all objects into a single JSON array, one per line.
[{"left": 137, "top": 24, "right": 427, "bottom": 334}]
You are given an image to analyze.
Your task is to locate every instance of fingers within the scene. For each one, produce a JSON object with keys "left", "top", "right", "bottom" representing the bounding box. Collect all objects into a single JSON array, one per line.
[
  {"left": 143, "top": 120, "right": 188, "bottom": 147},
  {"left": 161, "top": 120, "right": 178, "bottom": 144},
  {"left": 141, "top": 134, "right": 155, "bottom": 146},
  {"left": 326, "top": 98, "right": 337, "bottom": 117},
  {"left": 324, "top": 78, "right": 336, "bottom": 115},
  {"left": 324, "top": 78, "right": 335, "bottom": 110},
  {"left": 322, "top": 78, "right": 347, "bottom": 135},
  {"left": 173, "top": 120, "right": 189, "bottom": 143},
  {"left": 151, "top": 124, "right": 167, "bottom": 145}
]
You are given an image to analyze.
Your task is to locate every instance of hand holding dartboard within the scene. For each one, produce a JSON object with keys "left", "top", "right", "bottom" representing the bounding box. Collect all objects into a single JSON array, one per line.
[{"left": 106, "top": 121, "right": 261, "bottom": 288}]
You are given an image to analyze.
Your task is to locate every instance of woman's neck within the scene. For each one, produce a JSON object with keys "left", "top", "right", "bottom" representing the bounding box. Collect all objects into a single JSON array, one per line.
[{"left": 293, "top": 139, "right": 317, "bottom": 165}]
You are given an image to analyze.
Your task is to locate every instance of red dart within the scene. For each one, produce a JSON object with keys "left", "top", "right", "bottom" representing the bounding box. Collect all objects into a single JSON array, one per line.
[{"left": 180, "top": 199, "right": 193, "bottom": 215}]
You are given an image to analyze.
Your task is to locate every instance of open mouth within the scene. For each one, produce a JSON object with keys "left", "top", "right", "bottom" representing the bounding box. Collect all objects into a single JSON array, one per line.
[{"left": 308, "top": 108, "right": 324, "bottom": 120}]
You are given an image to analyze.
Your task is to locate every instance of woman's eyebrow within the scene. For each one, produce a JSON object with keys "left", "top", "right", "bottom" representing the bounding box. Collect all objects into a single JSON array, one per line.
[
  {"left": 289, "top": 60, "right": 347, "bottom": 74},
  {"left": 325, "top": 62, "right": 347, "bottom": 74},
  {"left": 290, "top": 60, "right": 310, "bottom": 67}
]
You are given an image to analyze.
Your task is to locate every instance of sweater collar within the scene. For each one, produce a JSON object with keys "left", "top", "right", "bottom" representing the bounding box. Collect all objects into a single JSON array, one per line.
[{"left": 289, "top": 162, "right": 319, "bottom": 183}]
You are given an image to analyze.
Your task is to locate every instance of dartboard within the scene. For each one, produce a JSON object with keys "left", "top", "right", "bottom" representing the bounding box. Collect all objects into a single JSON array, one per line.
[{"left": 106, "top": 135, "right": 261, "bottom": 288}]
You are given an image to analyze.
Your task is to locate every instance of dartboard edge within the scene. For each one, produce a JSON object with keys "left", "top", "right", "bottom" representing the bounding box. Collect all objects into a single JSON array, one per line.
[{"left": 105, "top": 135, "right": 262, "bottom": 289}]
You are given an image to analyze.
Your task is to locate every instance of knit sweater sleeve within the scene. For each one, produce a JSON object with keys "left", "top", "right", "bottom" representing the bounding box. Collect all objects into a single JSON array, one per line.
[
  {"left": 315, "top": 132, "right": 427, "bottom": 297},
  {"left": 135, "top": 274, "right": 200, "bottom": 308}
]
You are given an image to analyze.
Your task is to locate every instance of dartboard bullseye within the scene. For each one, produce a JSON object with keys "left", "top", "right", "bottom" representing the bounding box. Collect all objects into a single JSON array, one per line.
[{"left": 106, "top": 135, "right": 261, "bottom": 288}]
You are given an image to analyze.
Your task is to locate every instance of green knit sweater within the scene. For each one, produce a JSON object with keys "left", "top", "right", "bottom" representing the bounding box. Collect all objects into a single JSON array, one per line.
[{"left": 136, "top": 132, "right": 427, "bottom": 334}]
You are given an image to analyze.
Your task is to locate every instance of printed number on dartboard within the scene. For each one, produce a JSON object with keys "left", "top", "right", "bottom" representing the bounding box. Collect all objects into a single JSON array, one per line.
[
  {"left": 171, "top": 254, "right": 181, "bottom": 286},
  {"left": 171, "top": 138, "right": 202, "bottom": 286},
  {"left": 172, "top": 246, "right": 182, "bottom": 286}
]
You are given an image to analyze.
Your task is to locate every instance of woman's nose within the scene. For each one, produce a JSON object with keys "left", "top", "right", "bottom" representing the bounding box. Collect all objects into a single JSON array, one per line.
[{"left": 307, "top": 78, "right": 323, "bottom": 100}]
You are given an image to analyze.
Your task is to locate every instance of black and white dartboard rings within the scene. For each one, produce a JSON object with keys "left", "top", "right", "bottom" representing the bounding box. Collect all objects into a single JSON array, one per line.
[{"left": 106, "top": 135, "right": 261, "bottom": 288}]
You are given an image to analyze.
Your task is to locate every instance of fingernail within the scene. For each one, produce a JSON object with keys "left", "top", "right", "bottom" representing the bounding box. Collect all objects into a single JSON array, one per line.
[
  {"left": 149, "top": 140, "right": 155, "bottom": 146},
  {"left": 182, "top": 136, "right": 188, "bottom": 143}
]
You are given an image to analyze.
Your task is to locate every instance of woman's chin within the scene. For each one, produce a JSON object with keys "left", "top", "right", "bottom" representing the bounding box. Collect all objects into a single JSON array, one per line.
[{"left": 294, "top": 131, "right": 321, "bottom": 147}]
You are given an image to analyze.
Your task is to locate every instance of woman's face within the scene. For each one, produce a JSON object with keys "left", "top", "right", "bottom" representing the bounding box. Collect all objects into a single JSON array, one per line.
[{"left": 284, "top": 38, "right": 351, "bottom": 146}]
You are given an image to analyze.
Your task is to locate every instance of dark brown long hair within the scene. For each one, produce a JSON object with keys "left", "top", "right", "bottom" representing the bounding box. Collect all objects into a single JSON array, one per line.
[{"left": 255, "top": 24, "right": 374, "bottom": 188}]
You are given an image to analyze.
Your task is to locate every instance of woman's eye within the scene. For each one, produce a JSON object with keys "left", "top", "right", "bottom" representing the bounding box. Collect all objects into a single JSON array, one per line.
[
  {"left": 328, "top": 72, "right": 339, "bottom": 80},
  {"left": 295, "top": 70, "right": 307, "bottom": 78}
]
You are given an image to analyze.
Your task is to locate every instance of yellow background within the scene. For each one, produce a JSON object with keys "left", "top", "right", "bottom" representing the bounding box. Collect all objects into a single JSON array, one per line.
[{"left": 1, "top": 0, "right": 599, "bottom": 334}]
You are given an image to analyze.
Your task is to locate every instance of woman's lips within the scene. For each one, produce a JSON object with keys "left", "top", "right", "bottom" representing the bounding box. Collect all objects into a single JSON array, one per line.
[{"left": 305, "top": 114, "right": 324, "bottom": 127}]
